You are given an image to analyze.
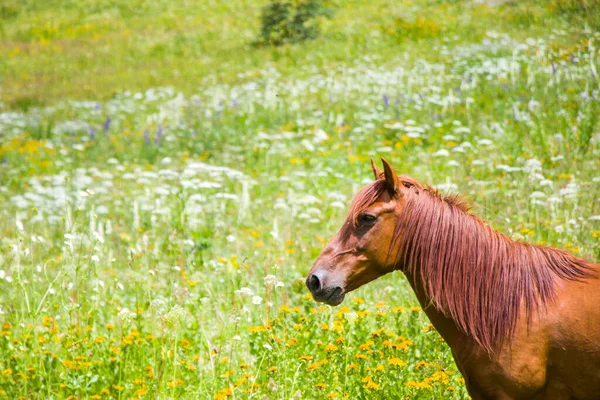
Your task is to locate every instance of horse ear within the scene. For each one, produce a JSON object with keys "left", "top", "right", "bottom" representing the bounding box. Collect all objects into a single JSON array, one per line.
[
  {"left": 381, "top": 158, "right": 401, "bottom": 196},
  {"left": 370, "top": 158, "right": 383, "bottom": 180}
]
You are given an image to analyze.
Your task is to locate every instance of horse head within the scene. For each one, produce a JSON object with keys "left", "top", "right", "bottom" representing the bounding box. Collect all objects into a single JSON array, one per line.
[{"left": 306, "top": 158, "right": 418, "bottom": 305}]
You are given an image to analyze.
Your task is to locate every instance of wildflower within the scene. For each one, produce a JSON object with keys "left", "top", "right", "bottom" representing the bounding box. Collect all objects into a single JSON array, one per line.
[
  {"left": 136, "top": 386, "right": 148, "bottom": 396},
  {"left": 388, "top": 357, "right": 406, "bottom": 367},
  {"left": 315, "top": 382, "right": 327, "bottom": 390},
  {"left": 235, "top": 287, "right": 253, "bottom": 297},
  {"left": 348, "top": 364, "right": 358, "bottom": 370},
  {"left": 164, "top": 305, "right": 186, "bottom": 326},
  {"left": 267, "top": 366, "right": 277, "bottom": 373},
  {"left": 352, "top": 297, "right": 365, "bottom": 304},
  {"left": 415, "top": 361, "right": 435, "bottom": 369},
  {"left": 146, "top": 367, "right": 155, "bottom": 378},
  {"left": 359, "top": 340, "right": 374, "bottom": 350},
  {"left": 248, "top": 325, "right": 266, "bottom": 332},
  {"left": 344, "top": 312, "right": 358, "bottom": 323},
  {"left": 214, "top": 387, "right": 233, "bottom": 399},
  {"left": 363, "top": 381, "right": 381, "bottom": 390},
  {"left": 299, "top": 355, "right": 313, "bottom": 361},
  {"left": 428, "top": 371, "right": 450, "bottom": 384},
  {"left": 324, "top": 343, "right": 338, "bottom": 353},
  {"left": 307, "top": 362, "right": 321, "bottom": 371},
  {"left": 405, "top": 381, "right": 432, "bottom": 389},
  {"left": 167, "top": 379, "right": 184, "bottom": 388},
  {"left": 252, "top": 296, "right": 262, "bottom": 305},
  {"left": 264, "top": 274, "right": 278, "bottom": 287},
  {"left": 373, "top": 364, "right": 385, "bottom": 372}
]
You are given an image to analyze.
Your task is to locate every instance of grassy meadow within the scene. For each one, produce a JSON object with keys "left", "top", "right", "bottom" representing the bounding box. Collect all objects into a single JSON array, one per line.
[{"left": 1, "top": 0, "right": 600, "bottom": 398}]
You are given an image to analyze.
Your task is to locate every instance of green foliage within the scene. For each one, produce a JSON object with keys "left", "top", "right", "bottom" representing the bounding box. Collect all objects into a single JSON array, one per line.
[
  {"left": 0, "top": 1, "right": 599, "bottom": 398},
  {"left": 256, "top": 0, "right": 333, "bottom": 46},
  {"left": 550, "top": 0, "right": 600, "bottom": 29}
]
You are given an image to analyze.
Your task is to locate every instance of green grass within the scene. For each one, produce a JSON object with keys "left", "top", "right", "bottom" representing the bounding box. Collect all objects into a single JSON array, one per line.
[
  {"left": 0, "top": 0, "right": 599, "bottom": 398},
  {"left": 0, "top": 0, "right": 592, "bottom": 109}
]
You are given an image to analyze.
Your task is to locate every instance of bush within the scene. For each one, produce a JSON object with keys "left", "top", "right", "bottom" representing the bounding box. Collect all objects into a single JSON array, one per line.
[{"left": 256, "top": 0, "right": 333, "bottom": 46}]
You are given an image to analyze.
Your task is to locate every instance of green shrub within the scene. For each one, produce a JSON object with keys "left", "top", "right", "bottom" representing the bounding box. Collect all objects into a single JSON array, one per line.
[{"left": 255, "top": 0, "right": 333, "bottom": 46}]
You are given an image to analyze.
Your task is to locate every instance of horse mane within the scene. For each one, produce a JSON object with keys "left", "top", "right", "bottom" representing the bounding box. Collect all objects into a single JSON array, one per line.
[{"left": 349, "top": 176, "right": 595, "bottom": 353}]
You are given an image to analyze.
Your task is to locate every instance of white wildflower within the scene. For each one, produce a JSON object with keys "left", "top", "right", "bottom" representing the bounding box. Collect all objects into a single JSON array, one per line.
[
  {"left": 235, "top": 287, "right": 253, "bottom": 297},
  {"left": 252, "top": 296, "right": 263, "bottom": 305},
  {"left": 530, "top": 191, "right": 546, "bottom": 199},
  {"left": 164, "top": 305, "right": 187, "bottom": 327},
  {"left": 344, "top": 312, "right": 358, "bottom": 323},
  {"left": 118, "top": 308, "right": 136, "bottom": 322}
]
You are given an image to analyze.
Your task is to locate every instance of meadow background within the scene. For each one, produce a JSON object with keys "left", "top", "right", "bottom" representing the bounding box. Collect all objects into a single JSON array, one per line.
[{"left": 1, "top": 0, "right": 600, "bottom": 398}]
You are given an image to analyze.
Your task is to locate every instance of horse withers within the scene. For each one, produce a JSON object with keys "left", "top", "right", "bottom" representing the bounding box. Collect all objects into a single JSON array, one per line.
[{"left": 306, "top": 158, "right": 600, "bottom": 399}]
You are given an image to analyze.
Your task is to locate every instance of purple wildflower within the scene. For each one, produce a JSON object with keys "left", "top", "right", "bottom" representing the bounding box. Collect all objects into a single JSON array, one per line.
[
  {"left": 89, "top": 127, "right": 96, "bottom": 140},
  {"left": 144, "top": 129, "right": 150, "bottom": 145},
  {"left": 383, "top": 94, "right": 389, "bottom": 109},
  {"left": 103, "top": 116, "right": 111, "bottom": 132},
  {"left": 155, "top": 124, "right": 163, "bottom": 145}
]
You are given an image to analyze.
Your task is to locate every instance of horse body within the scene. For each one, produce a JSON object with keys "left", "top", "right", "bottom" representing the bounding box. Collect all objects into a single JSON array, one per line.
[
  {"left": 412, "top": 267, "right": 600, "bottom": 399},
  {"left": 306, "top": 159, "right": 600, "bottom": 400}
]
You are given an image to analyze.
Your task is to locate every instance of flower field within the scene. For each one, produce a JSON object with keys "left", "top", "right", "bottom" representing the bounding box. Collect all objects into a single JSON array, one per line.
[{"left": 0, "top": 0, "right": 599, "bottom": 398}]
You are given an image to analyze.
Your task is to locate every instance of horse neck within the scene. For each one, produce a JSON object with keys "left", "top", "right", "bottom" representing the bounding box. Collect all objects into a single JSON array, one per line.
[{"left": 403, "top": 270, "right": 477, "bottom": 358}]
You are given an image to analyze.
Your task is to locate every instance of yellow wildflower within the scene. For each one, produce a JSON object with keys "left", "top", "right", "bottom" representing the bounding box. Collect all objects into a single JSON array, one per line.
[
  {"left": 324, "top": 343, "right": 338, "bottom": 353},
  {"left": 388, "top": 357, "right": 407, "bottom": 367}
]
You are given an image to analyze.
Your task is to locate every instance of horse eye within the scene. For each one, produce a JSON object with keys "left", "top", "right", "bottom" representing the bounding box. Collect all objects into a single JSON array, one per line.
[{"left": 358, "top": 213, "right": 377, "bottom": 225}]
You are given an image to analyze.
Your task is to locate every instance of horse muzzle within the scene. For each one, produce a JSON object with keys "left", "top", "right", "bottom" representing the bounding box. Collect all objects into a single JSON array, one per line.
[{"left": 305, "top": 271, "right": 345, "bottom": 306}]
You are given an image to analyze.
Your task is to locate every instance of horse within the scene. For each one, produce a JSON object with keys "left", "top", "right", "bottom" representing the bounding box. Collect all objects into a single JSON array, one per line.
[{"left": 306, "top": 158, "right": 600, "bottom": 399}]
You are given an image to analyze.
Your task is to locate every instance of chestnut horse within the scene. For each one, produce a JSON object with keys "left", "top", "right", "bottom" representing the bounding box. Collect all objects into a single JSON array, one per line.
[{"left": 306, "top": 159, "right": 600, "bottom": 399}]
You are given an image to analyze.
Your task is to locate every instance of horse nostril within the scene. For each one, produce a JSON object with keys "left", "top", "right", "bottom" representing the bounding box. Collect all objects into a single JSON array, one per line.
[{"left": 307, "top": 274, "right": 321, "bottom": 293}]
